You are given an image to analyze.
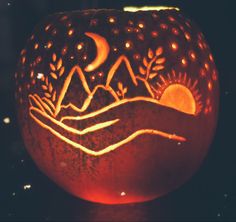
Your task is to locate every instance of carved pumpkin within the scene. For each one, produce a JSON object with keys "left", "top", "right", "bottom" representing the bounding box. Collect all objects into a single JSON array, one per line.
[{"left": 15, "top": 7, "right": 219, "bottom": 204}]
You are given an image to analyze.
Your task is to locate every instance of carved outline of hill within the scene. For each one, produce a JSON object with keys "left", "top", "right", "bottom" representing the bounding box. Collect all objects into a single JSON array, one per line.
[{"left": 54, "top": 55, "right": 151, "bottom": 117}]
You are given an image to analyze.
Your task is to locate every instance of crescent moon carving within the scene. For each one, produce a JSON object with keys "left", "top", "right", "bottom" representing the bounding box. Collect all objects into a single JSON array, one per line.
[{"left": 84, "top": 32, "right": 110, "bottom": 72}]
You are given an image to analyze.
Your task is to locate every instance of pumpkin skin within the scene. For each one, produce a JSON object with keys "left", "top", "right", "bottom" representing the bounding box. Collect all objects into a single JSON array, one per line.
[{"left": 15, "top": 8, "right": 219, "bottom": 204}]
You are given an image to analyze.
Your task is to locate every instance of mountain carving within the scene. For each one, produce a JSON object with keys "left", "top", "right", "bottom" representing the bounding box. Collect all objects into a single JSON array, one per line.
[{"left": 54, "top": 55, "right": 151, "bottom": 117}]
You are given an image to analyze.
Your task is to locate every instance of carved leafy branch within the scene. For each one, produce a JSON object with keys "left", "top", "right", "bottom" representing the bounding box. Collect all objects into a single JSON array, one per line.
[
  {"left": 116, "top": 82, "right": 128, "bottom": 99},
  {"left": 138, "top": 47, "right": 166, "bottom": 80},
  {"left": 40, "top": 53, "right": 66, "bottom": 103}
]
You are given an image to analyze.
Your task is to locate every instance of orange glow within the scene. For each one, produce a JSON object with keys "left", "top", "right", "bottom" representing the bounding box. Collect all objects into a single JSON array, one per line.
[
  {"left": 34, "top": 43, "right": 39, "bottom": 50},
  {"left": 120, "top": 192, "right": 126, "bottom": 196},
  {"left": 212, "top": 70, "right": 217, "bottom": 81},
  {"left": 168, "top": 16, "right": 175, "bottom": 22},
  {"left": 47, "top": 41, "right": 53, "bottom": 49},
  {"left": 171, "top": 42, "right": 178, "bottom": 51},
  {"left": 138, "top": 22, "right": 145, "bottom": 29},
  {"left": 204, "top": 63, "right": 209, "bottom": 71},
  {"left": 154, "top": 72, "right": 202, "bottom": 115},
  {"left": 137, "top": 34, "right": 144, "bottom": 41},
  {"left": 61, "top": 46, "right": 68, "bottom": 55},
  {"left": 125, "top": 27, "right": 132, "bottom": 33},
  {"left": 112, "top": 28, "right": 119, "bottom": 35},
  {"left": 181, "top": 58, "right": 187, "bottom": 66},
  {"left": 133, "top": 53, "right": 141, "bottom": 60},
  {"left": 91, "top": 75, "right": 95, "bottom": 81},
  {"left": 36, "top": 56, "right": 42, "bottom": 64},
  {"left": 189, "top": 51, "right": 196, "bottom": 60},
  {"left": 151, "top": 31, "right": 158, "bottom": 38},
  {"left": 98, "top": 72, "right": 103, "bottom": 77},
  {"left": 172, "top": 28, "right": 179, "bottom": 35},
  {"left": 77, "top": 43, "right": 83, "bottom": 50},
  {"left": 20, "top": 49, "right": 26, "bottom": 55},
  {"left": 84, "top": 32, "right": 110, "bottom": 72},
  {"left": 198, "top": 42, "right": 204, "bottom": 49},
  {"left": 209, "top": 54, "right": 214, "bottom": 62},
  {"left": 125, "top": 41, "right": 132, "bottom": 49},
  {"left": 21, "top": 57, "right": 26, "bottom": 64},
  {"left": 159, "top": 84, "right": 196, "bottom": 115},
  {"left": 68, "top": 29, "right": 74, "bottom": 36},
  {"left": 108, "top": 17, "right": 116, "bottom": 23},
  {"left": 112, "top": 47, "right": 118, "bottom": 52},
  {"left": 52, "top": 29, "right": 57, "bottom": 35},
  {"left": 45, "top": 24, "right": 51, "bottom": 31},
  {"left": 208, "top": 81, "right": 213, "bottom": 91},
  {"left": 200, "top": 68, "right": 206, "bottom": 77},
  {"left": 184, "top": 32, "right": 191, "bottom": 41},
  {"left": 160, "top": 24, "right": 168, "bottom": 30}
]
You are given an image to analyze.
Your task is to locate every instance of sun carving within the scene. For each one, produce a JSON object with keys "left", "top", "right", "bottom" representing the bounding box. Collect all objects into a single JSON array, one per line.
[
  {"left": 152, "top": 71, "right": 202, "bottom": 115},
  {"left": 27, "top": 31, "right": 204, "bottom": 156}
]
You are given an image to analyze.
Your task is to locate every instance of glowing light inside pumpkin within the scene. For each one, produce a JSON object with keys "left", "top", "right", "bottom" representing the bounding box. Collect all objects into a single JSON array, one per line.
[{"left": 123, "top": 6, "right": 180, "bottom": 12}]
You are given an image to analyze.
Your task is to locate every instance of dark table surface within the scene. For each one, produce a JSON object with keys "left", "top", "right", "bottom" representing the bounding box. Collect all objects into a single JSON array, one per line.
[{"left": 0, "top": 0, "right": 236, "bottom": 221}]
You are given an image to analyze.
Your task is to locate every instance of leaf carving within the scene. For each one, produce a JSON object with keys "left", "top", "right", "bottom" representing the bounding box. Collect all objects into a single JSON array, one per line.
[
  {"left": 118, "top": 82, "right": 123, "bottom": 91},
  {"left": 49, "top": 83, "right": 53, "bottom": 93},
  {"left": 155, "top": 57, "right": 166, "bottom": 64},
  {"left": 52, "top": 53, "right": 57, "bottom": 62},
  {"left": 117, "top": 91, "right": 121, "bottom": 96},
  {"left": 153, "top": 65, "right": 164, "bottom": 71},
  {"left": 155, "top": 47, "right": 163, "bottom": 56},
  {"left": 52, "top": 91, "right": 56, "bottom": 102},
  {"left": 143, "top": 57, "right": 148, "bottom": 67},
  {"left": 50, "top": 63, "right": 56, "bottom": 71},
  {"left": 45, "top": 77, "right": 49, "bottom": 85},
  {"left": 149, "top": 73, "right": 158, "bottom": 79},
  {"left": 139, "top": 66, "right": 146, "bottom": 75},
  {"left": 50, "top": 72, "right": 58, "bottom": 79},
  {"left": 148, "top": 48, "right": 154, "bottom": 59},
  {"left": 123, "top": 87, "right": 127, "bottom": 94},
  {"left": 59, "top": 67, "right": 65, "bottom": 76},
  {"left": 45, "top": 93, "right": 51, "bottom": 98},
  {"left": 57, "top": 58, "right": 62, "bottom": 70},
  {"left": 42, "top": 85, "right": 47, "bottom": 90}
]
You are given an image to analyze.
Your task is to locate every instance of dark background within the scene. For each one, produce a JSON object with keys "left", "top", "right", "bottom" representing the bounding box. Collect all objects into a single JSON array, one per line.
[{"left": 0, "top": 0, "right": 235, "bottom": 221}]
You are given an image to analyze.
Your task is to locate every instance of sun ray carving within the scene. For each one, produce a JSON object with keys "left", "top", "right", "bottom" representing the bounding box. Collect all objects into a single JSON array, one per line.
[{"left": 152, "top": 70, "right": 202, "bottom": 115}]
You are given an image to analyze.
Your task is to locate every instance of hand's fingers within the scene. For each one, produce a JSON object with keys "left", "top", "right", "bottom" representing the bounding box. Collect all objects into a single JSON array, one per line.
[{"left": 29, "top": 94, "right": 54, "bottom": 116}]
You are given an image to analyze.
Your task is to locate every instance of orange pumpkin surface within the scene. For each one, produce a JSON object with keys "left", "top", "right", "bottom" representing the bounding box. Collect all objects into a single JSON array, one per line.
[{"left": 15, "top": 8, "right": 219, "bottom": 204}]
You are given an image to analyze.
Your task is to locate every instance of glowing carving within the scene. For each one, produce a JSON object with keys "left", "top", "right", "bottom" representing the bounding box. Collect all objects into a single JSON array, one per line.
[
  {"left": 123, "top": 6, "right": 180, "bottom": 12},
  {"left": 84, "top": 32, "right": 110, "bottom": 72},
  {"left": 153, "top": 71, "right": 202, "bottom": 115},
  {"left": 159, "top": 84, "right": 196, "bottom": 115},
  {"left": 28, "top": 35, "right": 204, "bottom": 156}
]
